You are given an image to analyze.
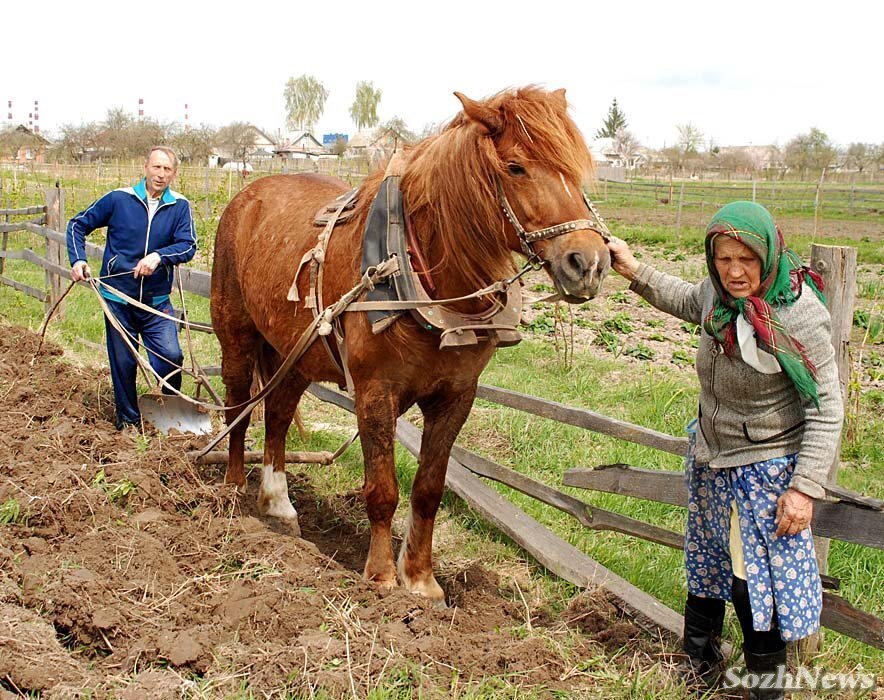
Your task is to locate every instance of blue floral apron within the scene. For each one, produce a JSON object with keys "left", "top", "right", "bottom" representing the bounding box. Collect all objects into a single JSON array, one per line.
[{"left": 684, "top": 426, "right": 823, "bottom": 641}]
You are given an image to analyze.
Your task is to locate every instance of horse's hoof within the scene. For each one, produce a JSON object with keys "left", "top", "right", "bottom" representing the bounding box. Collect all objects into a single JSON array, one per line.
[{"left": 257, "top": 465, "right": 298, "bottom": 525}]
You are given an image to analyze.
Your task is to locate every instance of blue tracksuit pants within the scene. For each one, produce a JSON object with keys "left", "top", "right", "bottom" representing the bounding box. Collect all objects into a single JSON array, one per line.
[{"left": 104, "top": 298, "right": 183, "bottom": 427}]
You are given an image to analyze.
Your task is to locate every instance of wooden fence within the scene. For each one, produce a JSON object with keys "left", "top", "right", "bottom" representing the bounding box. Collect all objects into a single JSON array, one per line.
[{"left": 1, "top": 191, "right": 881, "bottom": 651}]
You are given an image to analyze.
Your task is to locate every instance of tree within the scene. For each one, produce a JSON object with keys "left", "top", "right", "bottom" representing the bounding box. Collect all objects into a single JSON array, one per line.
[
  {"left": 784, "top": 128, "right": 837, "bottom": 178},
  {"left": 349, "top": 81, "right": 382, "bottom": 131},
  {"left": 52, "top": 122, "right": 100, "bottom": 162},
  {"left": 283, "top": 75, "right": 328, "bottom": 132},
  {"left": 171, "top": 124, "right": 216, "bottom": 164},
  {"left": 379, "top": 116, "right": 416, "bottom": 144},
  {"left": 102, "top": 107, "right": 134, "bottom": 158},
  {"left": 844, "top": 142, "right": 873, "bottom": 173},
  {"left": 215, "top": 122, "right": 258, "bottom": 166},
  {"left": 595, "top": 98, "right": 628, "bottom": 139},
  {"left": 676, "top": 122, "right": 704, "bottom": 156},
  {"left": 612, "top": 129, "right": 641, "bottom": 168}
]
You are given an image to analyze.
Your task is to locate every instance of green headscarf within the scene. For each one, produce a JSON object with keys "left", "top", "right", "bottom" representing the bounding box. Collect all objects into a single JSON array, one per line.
[{"left": 703, "top": 201, "right": 826, "bottom": 406}]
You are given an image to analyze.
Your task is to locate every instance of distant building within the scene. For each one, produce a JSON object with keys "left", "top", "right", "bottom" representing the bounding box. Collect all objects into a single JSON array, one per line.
[
  {"left": 0, "top": 124, "right": 50, "bottom": 164},
  {"left": 275, "top": 130, "right": 325, "bottom": 159},
  {"left": 346, "top": 127, "right": 411, "bottom": 162}
]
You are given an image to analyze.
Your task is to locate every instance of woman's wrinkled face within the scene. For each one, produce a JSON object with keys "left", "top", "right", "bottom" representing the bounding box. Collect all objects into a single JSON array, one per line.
[{"left": 713, "top": 237, "right": 762, "bottom": 298}]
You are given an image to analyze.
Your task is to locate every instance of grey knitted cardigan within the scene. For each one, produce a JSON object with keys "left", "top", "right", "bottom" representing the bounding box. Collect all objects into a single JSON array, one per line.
[{"left": 630, "top": 263, "right": 843, "bottom": 499}]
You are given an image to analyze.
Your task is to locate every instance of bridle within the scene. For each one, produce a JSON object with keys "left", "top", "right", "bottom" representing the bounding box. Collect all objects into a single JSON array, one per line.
[{"left": 495, "top": 174, "right": 611, "bottom": 266}]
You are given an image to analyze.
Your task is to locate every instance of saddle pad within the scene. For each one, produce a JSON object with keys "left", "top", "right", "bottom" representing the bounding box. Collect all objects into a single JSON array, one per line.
[{"left": 313, "top": 188, "right": 359, "bottom": 226}]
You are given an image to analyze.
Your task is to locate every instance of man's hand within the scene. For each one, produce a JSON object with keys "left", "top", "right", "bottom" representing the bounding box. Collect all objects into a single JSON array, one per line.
[
  {"left": 606, "top": 236, "right": 641, "bottom": 281},
  {"left": 71, "top": 260, "right": 91, "bottom": 282},
  {"left": 775, "top": 488, "right": 814, "bottom": 538},
  {"left": 133, "top": 252, "right": 161, "bottom": 278}
]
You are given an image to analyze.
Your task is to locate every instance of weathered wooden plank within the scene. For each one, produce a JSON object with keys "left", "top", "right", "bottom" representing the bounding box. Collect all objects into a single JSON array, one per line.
[
  {"left": 564, "top": 465, "right": 884, "bottom": 550},
  {"left": 24, "top": 222, "right": 104, "bottom": 260},
  {"left": 191, "top": 450, "right": 335, "bottom": 465},
  {"left": 176, "top": 266, "right": 212, "bottom": 298},
  {"left": 1, "top": 248, "right": 73, "bottom": 279},
  {"left": 44, "top": 187, "right": 66, "bottom": 316},
  {"left": 25, "top": 222, "right": 211, "bottom": 299},
  {"left": 821, "top": 592, "right": 884, "bottom": 649},
  {"left": 397, "top": 420, "right": 686, "bottom": 639},
  {"left": 0, "top": 206, "right": 46, "bottom": 216},
  {"left": 0, "top": 274, "right": 47, "bottom": 301},
  {"left": 308, "top": 383, "right": 880, "bottom": 649},
  {"left": 0, "top": 216, "right": 46, "bottom": 232},
  {"left": 449, "top": 444, "right": 685, "bottom": 550},
  {"left": 476, "top": 384, "right": 689, "bottom": 456},
  {"left": 304, "top": 383, "right": 685, "bottom": 639}
]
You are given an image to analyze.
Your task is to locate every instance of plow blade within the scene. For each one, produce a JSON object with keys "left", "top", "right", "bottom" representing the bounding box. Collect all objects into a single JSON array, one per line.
[{"left": 138, "top": 392, "right": 213, "bottom": 435}]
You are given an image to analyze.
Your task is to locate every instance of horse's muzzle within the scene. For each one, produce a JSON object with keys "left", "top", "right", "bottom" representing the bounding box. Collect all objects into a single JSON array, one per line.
[{"left": 550, "top": 247, "right": 611, "bottom": 301}]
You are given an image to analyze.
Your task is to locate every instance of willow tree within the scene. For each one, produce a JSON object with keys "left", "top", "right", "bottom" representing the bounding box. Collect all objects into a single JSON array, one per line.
[
  {"left": 283, "top": 75, "right": 329, "bottom": 132},
  {"left": 349, "top": 81, "right": 382, "bottom": 131}
]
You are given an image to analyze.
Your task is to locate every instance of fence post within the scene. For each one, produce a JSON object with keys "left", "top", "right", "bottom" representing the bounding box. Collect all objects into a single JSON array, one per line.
[
  {"left": 751, "top": 180, "right": 756, "bottom": 203},
  {"left": 792, "top": 244, "right": 858, "bottom": 660},
  {"left": 0, "top": 209, "right": 8, "bottom": 276},
  {"left": 44, "top": 184, "right": 66, "bottom": 316},
  {"left": 675, "top": 182, "right": 685, "bottom": 238}
]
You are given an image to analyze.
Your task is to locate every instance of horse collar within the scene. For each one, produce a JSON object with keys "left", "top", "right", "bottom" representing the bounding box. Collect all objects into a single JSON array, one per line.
[{"left": 495, "top": 175, "right": 611, "bottom": 263}]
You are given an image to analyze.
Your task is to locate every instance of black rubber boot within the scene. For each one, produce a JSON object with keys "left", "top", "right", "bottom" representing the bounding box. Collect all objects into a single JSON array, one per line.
[
  {"left": 743, "top": 647, "right": 787, "bottom": 700},
  {"left": 680, "top": 595, "right": 726, "bottom": 688}
]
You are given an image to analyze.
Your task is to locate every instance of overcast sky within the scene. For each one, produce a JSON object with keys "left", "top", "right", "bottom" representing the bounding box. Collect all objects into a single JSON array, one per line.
[{"left": 5, "top": 0, "right": 881, "bottom": 149}]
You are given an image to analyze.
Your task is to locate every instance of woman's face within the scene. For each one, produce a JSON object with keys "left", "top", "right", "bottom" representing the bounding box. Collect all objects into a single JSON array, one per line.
[{"left": 713, "top": 237, "right": 762, "bottom": 298}]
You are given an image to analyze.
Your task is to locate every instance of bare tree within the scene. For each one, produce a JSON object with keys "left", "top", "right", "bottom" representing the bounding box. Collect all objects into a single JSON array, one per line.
[
  {"left": 52, "top": 122, "right": 100, "bottom": 162},
  {"left": 283, "top": 75, "right": 328, "bottom": 132},
  {"left": 784, "top": 128, "right": 837, "bottom": 178},
  {"left": 676, "top": 122, "right": 704, "bottom": 156},
  {"left": 215, "top": 122, "right": 258, "bottom": 166},
  {"left": 613, "top": 128, "right": 641, "bottom": 168},
  {"left": 349, "top": 81, "right": 382, "bottom": 131},
  {"left": 171, "top": 124, "right": 217, "bottom": 164},
  {"left": 844, "top": 142, "right": 874, "bottom": 173}
]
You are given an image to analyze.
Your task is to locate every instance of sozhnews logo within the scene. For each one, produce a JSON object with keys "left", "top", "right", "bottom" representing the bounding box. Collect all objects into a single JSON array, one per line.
[{"left": 722, "top": 665, "right": 877, "bottom": 693}]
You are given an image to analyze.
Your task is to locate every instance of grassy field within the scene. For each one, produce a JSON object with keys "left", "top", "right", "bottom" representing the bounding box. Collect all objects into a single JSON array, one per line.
[{"left": 0, "top": 166, "right": 881, "bottom": 696}]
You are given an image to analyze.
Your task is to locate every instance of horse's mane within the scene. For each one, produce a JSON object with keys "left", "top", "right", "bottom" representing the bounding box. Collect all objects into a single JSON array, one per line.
[{"left": 352, "top": 87, "right": 593, "bottom": 294}]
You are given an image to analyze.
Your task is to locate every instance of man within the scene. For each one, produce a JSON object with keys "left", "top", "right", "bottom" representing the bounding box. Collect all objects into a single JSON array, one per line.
[{"left": 66, "top": 146, "right": 197, "bottom": 430}]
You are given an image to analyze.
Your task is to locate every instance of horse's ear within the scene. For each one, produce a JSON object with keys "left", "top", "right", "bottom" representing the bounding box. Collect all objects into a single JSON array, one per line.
[
  {"left": 551, "top": 88, "right": 567, "bottom": 109},
  {"left": 454, "top": 91, "right": 502, "bottom": 136}
]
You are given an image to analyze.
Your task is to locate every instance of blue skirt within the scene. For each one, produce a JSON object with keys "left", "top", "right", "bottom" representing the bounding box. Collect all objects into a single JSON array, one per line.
[{"left": 684, "top": 432, "right": 823, "bottom": 642}]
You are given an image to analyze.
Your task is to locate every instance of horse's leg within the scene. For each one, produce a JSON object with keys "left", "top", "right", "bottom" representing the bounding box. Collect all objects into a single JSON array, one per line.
[
  {"left": 258, "top": 356, "right": 308, "bottom": 534},
  {"left": 216, "top": 327, "right": 260, "bottom": 491},
  {"left": 356, "top": 385, "right": 400, "bottom": 590},
  {"left": 398, "top": 388, "right": 476, "bottom": 604}
]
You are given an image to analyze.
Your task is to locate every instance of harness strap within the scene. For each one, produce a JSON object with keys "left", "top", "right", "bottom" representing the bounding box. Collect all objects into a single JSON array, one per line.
[{"left": 194, "top": 256, "right": 401, "bottom": 459}]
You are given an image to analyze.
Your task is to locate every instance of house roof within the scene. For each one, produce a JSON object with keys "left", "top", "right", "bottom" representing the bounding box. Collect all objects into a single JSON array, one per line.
[{"left": 1, "top": 124, "right": 50, "bottom": 146}]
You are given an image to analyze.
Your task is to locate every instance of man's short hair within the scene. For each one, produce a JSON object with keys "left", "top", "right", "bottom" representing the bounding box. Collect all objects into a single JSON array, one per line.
[{"left": 147, "top": 146, "right": 178, "bottom": 169}]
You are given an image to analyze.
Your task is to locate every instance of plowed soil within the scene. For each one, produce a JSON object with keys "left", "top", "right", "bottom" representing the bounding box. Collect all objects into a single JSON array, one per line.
[{"left": 0, "top": 324, "right": 665, "bottom": 699}]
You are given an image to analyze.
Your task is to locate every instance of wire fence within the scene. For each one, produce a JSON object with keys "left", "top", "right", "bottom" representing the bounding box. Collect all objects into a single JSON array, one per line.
[{"left": 593, "top": 177, "right": 884, "bottom": 220}]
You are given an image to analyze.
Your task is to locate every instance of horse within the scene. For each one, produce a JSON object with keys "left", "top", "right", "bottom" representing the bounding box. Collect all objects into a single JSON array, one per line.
[{"left": 210, "top": 86, "right": 611, "bottom": 604}]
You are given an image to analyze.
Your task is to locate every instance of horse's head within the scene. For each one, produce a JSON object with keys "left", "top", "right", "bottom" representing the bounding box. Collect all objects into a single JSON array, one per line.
[{"left": 455, "top": 87, "right": 611, "bottom": 302}]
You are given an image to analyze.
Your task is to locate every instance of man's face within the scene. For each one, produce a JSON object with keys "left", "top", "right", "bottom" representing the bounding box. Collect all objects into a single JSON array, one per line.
[{"left": 143, "top": 150, "right": 176, "bottom": 197}]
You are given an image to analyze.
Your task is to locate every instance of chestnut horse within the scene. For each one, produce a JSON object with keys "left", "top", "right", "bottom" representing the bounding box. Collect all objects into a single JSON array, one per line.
[{"left": 211, "top": 87, "right": 610, "bottom": 603}]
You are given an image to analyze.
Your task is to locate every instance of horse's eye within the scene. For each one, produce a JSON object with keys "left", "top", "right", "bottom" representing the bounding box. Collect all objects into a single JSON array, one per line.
[{"left": 507, "top": 162, "right": 527, "bottom": 177}]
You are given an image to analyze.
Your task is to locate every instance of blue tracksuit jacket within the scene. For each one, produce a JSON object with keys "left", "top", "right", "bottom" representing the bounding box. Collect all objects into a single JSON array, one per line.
[{"left": 66, "top": 178, "right": 197, "bottom": 304}]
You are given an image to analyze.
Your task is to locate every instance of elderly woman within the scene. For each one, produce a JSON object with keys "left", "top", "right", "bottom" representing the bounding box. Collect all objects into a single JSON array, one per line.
[{"left": 607, "top": 202, "right": 843, "bottom": 700}]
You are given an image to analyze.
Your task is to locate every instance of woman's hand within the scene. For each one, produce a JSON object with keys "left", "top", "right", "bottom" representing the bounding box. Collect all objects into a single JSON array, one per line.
[
  {"left": 606, "top": 236, "right": 641, "bottom": 281},
  {"left": 775, "top": 487, "right": 814, "bottom": 537}
]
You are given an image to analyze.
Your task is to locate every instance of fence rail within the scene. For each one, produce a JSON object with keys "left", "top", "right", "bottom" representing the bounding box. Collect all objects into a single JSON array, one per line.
[{"left": 1, "top": 195, "right": 881, "bottom": 651}]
